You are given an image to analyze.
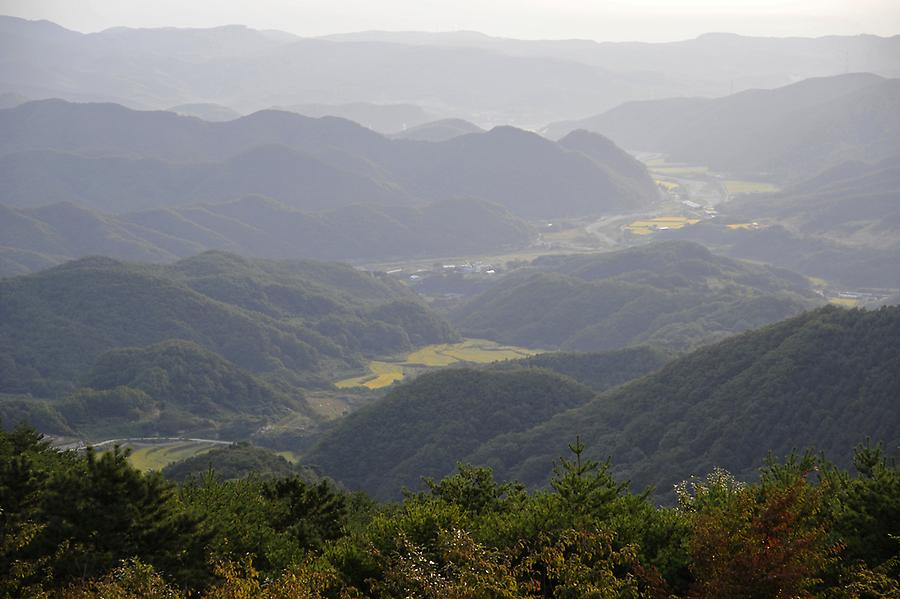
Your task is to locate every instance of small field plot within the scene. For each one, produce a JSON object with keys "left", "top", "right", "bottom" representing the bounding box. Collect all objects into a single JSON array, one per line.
[
  {"left": 829, "top": 297, "right": 859, "bottom": 308},
  {"left": 123, "top": 440, "right": 223, "bottom": 471},
  {"left": 625, "top": 216, "right": 700, "bottom": 236},
  {"left": 335, "top": 360, "right": 405, "bottom": 389},
  {"left": 723, "top": 180, "right": 779, "bottom": 195},
  {"left": 336, "top": 339, "right": 540, "bottom": 389},
  {"left": 726, "top": 223, "right": 760, "bottom": 230},
  {"left": 650, "top": 165, "right": 710, "bottom": 176},
  {"left": 408, "top": 339, "right": 536, "bottom": 365},
  {"left": 655, "top": 179, "right": 680, "bottom": 191}
]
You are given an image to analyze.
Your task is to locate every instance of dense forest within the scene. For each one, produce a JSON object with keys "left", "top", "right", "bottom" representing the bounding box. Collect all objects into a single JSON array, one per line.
[
  {"left": 2, "top": 425, "right": 897, "bottom": 597},
  {"left": 453, "top": 241, "right": 820, "bottom": 352}
]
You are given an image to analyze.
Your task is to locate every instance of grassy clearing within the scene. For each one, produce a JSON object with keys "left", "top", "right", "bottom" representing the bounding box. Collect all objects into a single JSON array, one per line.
[
  {"left": 625, "top": 216, "right": 700, "bottom": 236},
  {"left": 335, "top": 339, "right": 540, "bottom": 389},
  {"left": 124, "top": 441, "right": 222, "bottom": 471},
  {"left": 723, "top": 180, "right": 779, "bottom": 194}
]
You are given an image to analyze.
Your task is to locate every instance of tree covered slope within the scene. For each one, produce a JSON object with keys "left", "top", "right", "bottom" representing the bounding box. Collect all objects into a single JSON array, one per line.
[
  {"left": 308, "top": 305, "right": 900, "bottom": 503},
  {"left": 0, "top": 251, "right": 457, "bottom": 436},
  {"left": 452, "top": 241, "right": 820, "bottom": 352},
  {"left": 304, "top": 346, "right": 670, "bottom": 498},
  {"left": 470, "top": 305, "right": 900, "bottom": 500}
]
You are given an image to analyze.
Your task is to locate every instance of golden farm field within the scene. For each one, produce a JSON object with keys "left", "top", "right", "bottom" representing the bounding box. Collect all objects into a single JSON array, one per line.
[
  {"left": 408, "top": 339, "right": 536, "bottom": 366},
  {"left": 723, "top": 180, "right": 779, "bottom": 194},
  {"left": 625, "top": 216, "right": 700, "bottom": 236},
  {"left": 335, "top": 339, "right": 539, "bottom": 389},
  {"left": 655, "top": 179, "right": 680, "bottom": 190},
  {"left": 116, "top": 440, "right": 224, "bottom": 471},
  {"left": 650, "top": 165, "right": 709, "bottom": 176},
  {"left": 829, "top": 297, "right": 859, "bottom": 308}
]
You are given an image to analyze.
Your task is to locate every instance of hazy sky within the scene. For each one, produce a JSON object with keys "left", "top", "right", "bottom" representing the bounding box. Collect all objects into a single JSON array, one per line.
[{"left": 1, "top": 0, "right": 898, "bottom": 41}]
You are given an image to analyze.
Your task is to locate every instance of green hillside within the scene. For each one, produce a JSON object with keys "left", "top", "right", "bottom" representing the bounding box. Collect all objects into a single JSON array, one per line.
[
  {"left": 469, "top": 305, "right": 900, "bottom": 500},
  {"left": 452, "top": 241, "right": 820, "bottom": 352},
  {"left": 495, "top": 346, "right": 670, "bottom": 391},
  {"left": 304, "top": 368, "right": 595, "bottom": 499},
  {"left": 85, "top": 341, "right": 291, "bottom": 429}
]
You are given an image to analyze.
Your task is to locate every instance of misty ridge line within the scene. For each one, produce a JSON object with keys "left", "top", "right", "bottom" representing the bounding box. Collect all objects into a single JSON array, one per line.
[{"left": 3, "top": 14, "right": 899, "bottom": 127}]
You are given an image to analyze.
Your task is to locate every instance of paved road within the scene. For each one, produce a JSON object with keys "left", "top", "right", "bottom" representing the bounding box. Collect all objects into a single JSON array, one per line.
[{"left": 54, "top": 436, "right": 232, "bottom": 451}]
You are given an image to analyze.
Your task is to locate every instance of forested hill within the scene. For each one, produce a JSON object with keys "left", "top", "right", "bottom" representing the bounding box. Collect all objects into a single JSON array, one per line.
[
  {"left": 0, "top": 251, "right": 457, "bottom": 436},
  {"left": 452, "top": 240, "right": 820, "bottom": 352},
  {"left": 304, "top": 347, "right": 669, "bottom": 498},
  {"left": 469, "top": 305, "right": 900, "bottom": 500},
  {"left": 493, "top": 346, "right": 671, "bottom": 391}
]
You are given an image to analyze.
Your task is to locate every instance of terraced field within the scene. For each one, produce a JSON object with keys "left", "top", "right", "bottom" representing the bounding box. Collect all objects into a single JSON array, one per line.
[
  {"left": 650, "top": 165, "right": 710, "bottom": 176},
  {"left": 655, "top": 179, "right": 680, "bottom": 190},
  {"left": 829, "top": 297, "right": 859, "bottom": 308},
  {"left": 723, "top": 180, "right": 779, "bottom": 194},
  {"left": 335, "top": 339, "right": 539, "bottom": 389},
  {"left": 625, "top": 216, "right": 700, "bottom": 236},
  {"left": 726, "top": 222, "right": 760, "bottom": 230},
  {"left": 113, "top": 440, "right": 226, "bottom": 471}
]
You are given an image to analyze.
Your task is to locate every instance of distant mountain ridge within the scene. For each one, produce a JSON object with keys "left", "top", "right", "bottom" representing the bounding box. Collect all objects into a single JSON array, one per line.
[
  {"left": 0, "top": 99, "right": 659, "bottom": 220},
  {"left": 0, "top": 197, "right": 535, "bottom": 276},
  {"left": 4, "top": 16, "right": 899, "bottom": 126},
  {"left": 544, "top": 73, "right": 900, "bottom": 180}
]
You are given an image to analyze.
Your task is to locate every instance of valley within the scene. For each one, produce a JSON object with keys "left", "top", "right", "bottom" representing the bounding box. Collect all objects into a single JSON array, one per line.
[
  {"left": 1, "top": 12, "right": 898, "bottom": 596},
  {"left": 335, "top": 338, "right": 539, "bottom": 389}
]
